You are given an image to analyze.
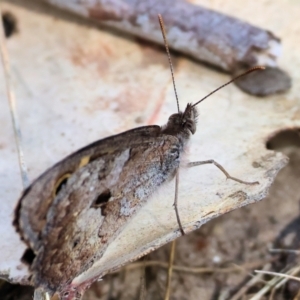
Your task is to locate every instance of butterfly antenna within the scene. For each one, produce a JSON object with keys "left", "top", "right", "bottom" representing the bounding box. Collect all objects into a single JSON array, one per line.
[
  {"left": 158, "top": 14, "right": 180, "bottom": 113},
  {"left": 192, "top": 66, "right": 265, "bottom": 107}
]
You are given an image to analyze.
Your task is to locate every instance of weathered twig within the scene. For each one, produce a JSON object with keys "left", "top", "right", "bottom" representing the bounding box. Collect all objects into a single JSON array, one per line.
[
  {"left": 41, "top": 0, "right": 279, "bottom": 72},
  {"left": 39, "top": 0, "right": 290, "bottom": 95}
]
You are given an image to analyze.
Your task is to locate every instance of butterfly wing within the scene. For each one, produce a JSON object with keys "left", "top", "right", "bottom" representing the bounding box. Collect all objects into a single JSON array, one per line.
[{"left": 14, "top": 125, "right": 182, "bottom": 294}]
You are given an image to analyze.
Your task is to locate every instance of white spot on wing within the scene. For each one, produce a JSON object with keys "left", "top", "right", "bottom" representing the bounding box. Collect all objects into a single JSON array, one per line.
[
  {"left": 106, "top": 149, "right": 130, "bottom": 185},
  {"left": 120, "top": 197, "right": 133, "bottom": 217}
]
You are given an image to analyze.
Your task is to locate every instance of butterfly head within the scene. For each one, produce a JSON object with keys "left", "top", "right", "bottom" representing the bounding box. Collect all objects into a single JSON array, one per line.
[{"left": 162, "top": 103, "right": 198, "bottom": 139}]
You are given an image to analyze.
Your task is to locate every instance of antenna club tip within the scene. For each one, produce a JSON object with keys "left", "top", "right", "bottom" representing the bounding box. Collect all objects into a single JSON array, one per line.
[
  {"left": 242, "top": 65, "right": 265, "bottom": 76},
  {"left": 251, "top": 66, "right": 266, "bottom": 71}
]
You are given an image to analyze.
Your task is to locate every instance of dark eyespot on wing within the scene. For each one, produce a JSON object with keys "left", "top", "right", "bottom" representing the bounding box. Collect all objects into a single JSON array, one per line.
[
  {"left": 21, "top": 248, "right": 36, "bottom": 266},
  {"left": 72, "top": 237, "right": 81, "bottom": 249},
  {"left": 54, "top": 173, "right": 71, "bottom": 196},
  {"left": 91, "top": 189, "right": 111, "bottom": 210}
]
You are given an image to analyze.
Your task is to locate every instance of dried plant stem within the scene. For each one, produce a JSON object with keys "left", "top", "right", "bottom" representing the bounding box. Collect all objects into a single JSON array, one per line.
[
  {"left": 0, "top": 4, "right": 41, "bottom": 300},
  {"left": 123, "top": 259, "right": 269, "bottom": 274},
  {"left": 164, "top": 241, "right": 176, "bottom": 300},
  {"left": 0, "top": 6, "right": 29, "bottom": 188},
  {"left": 250, "top": 265, "right": 300, "bottom": 300},
  {"left": 269, "top": 248, "right": 300, "bottom": 255},
  {"left": 230, "top": 263, "right": 271, "bottom": 300},
  {"left": 255, "top": 268, "right": 300, "bottom": 283},
  {"left": 138, "top": 257, "right": 146, "bottom": 300}
]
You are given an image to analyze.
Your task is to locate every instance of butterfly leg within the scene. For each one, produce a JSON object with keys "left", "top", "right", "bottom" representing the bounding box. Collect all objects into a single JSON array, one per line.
[
  {"left": 174, "top": 172, "right": 185, "bottom": 235},
  {"left": 174, "top": 161, "right": 258, "bottom": 236},
  {"left": 187, "top": 160, "right": 259, "bottom": 185}
]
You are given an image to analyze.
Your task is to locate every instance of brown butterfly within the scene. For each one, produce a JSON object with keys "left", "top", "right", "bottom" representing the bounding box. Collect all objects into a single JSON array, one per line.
[{"left": 13, "top": 15, "right": 262, "bottom": 300}]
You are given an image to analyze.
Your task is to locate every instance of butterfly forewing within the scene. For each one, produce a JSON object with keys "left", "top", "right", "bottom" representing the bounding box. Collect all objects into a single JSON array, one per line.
[{"left": 15, "top": 126, "right": 182, "bottom": 293}]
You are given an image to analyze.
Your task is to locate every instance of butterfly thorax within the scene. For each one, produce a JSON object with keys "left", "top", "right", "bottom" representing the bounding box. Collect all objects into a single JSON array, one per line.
[{"left": 161, "top": 103, "right": 198, "bottom": 145}]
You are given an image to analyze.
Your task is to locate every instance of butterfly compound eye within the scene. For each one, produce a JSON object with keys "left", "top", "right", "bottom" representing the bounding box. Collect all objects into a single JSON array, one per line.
[{"left": 184, "top": 119, "right": 196, "bottom": 134}]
